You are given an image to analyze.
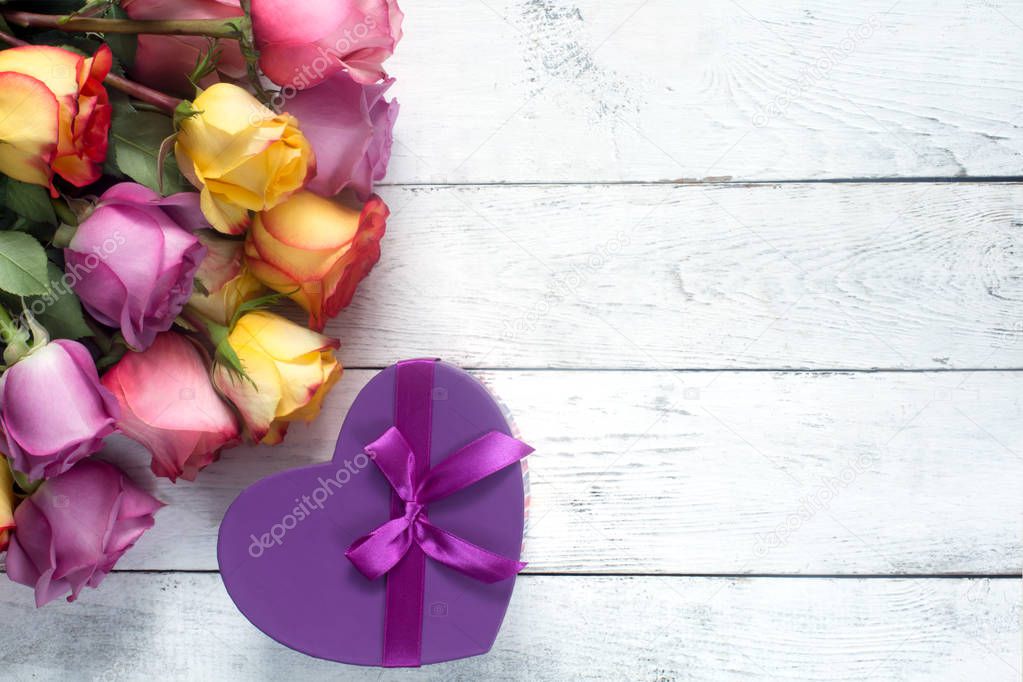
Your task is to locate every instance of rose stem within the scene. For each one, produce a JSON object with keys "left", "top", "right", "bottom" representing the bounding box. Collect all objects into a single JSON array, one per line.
[
  {"left": 0, "top": 30, "right": 27, "bottom": 47},
  {"left": 2, "top": 11, "right": 241, "bottom": 39},
  {"left": 105, "top": 73, "right": 182, "bottom": 113},
  {"left": 236, "top": 0, "right": 272, "bottom": 106},
  {"left": 0, "top": 30, "right": 182, "bottom": 113}
]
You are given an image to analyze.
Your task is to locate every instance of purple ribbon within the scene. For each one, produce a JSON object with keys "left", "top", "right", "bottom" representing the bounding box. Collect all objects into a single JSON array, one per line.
[{"left": 344, "top": 360, "right": 533, "bottom": 667}]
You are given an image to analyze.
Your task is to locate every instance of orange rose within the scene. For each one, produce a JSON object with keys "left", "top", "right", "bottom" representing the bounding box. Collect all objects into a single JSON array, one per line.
[
  {"left": 0, "top": 45, "right": 112, "bottom": 194},
  {"left": 245, "top": 191, "right": 387, "bottom": 330}
]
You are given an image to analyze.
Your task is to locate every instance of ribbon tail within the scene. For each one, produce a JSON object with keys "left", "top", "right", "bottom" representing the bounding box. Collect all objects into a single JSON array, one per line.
[
  {"left": 415, "top": 519, "right": 526, "bottom": 584},
  {"left": 345, "top": 517, "right": 414, "bottom": 581}
]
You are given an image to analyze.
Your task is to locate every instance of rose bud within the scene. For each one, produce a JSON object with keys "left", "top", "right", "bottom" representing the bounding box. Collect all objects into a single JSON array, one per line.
[
  {"left": 0, "top": 44, "right": 112, "bottom": 193},
  {"left": 101, "top": 333, "right": 241, "bottom": 482},
  {"left": 175, "top": 83, "right": 316, "bottom": 235},
  {"left": 189, "top": 232, "right": 265, "bottom": 326},
  {"left": 5, "top": 459, "right": 162, "bottom": 606},
  {"left": 65, "top": 183, "right": 207, "bottom": 352},
  {"left": 123, "top": 0, "right": 247, "bottom": 98},
  {"left": 287, "top": 73, "right": 398, "bottom": 201},
  {"left": 0, "top": 462, "right": 14, "bottom": 550},
  {"left": 252, "top": 0, "right": 403, "bottom": 88},
  {"left": 245, "top": 191, "right": 387, "bottom": 330},
  {"left": 213, "top": 311, "right": 341, "bottom": 445},
  {"left": 0, "top": 340, "right": 120, "bottom": 481}
]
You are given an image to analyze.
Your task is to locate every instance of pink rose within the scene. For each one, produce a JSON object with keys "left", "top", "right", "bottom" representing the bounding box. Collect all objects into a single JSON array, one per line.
[
  {"left": 122, "top": 0, "right": 247, "bottom": 97},
  {"left": 287, "top": 73, "right": 398, "bottom": 200},
  {"left": 252, "top": 0, "right": 403, "bottom": 89},
  {"left": 102, "top": 333, "right": 241, "bottom": 482},
  {"left": 5, "top": 459, "right": 162, "bottom": 606},
  {"left": 0, "top": 341, "right": 119, "bottom": 481},
  {"left": 65, "top": 183, "right": 207, "bottom": 352}
]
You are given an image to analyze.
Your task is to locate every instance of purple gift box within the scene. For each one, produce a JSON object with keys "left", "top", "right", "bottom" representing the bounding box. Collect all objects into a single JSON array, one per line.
[{"left": 218, "top": 359, "right": 532, "bottom": 667}]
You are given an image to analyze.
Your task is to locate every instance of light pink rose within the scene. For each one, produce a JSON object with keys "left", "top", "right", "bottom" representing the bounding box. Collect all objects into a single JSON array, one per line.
[
  {"left": 122, "top": 0, "right": 247, "bottom": 97},
  {"left": 287, "top": 73, "right": 398, "bottom": 200},
  {"left": 0, "top": 341, "right": 120, "bottom": 481},
  {"left": 5, "top": 459, "right": 162, "bottom": 606},
  {"left": 102, "top": 333, "right": 241, "bottom": 482},
  {"left": 65, "top": 183, "right": 207, "bottom": 352},
  {"left": 252, "top": 0, "right": 403, "bottom": 89}
]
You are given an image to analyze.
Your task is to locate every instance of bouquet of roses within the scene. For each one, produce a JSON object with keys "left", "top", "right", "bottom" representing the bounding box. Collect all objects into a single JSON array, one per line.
[{"left": 0, "top": 0, "right": 402, "bottom": 606}]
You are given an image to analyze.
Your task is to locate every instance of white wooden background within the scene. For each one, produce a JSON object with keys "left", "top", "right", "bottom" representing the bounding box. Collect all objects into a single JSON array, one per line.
[{"left": 3, "top": 1, "right": 1023, "bottom": 679}]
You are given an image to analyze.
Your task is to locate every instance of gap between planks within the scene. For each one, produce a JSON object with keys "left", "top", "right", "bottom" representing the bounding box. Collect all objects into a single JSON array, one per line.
[
  {"left": 376, "top": 177, "right": 1023, "bottom": 188},
  {"left": 339, "top": 367, "right": 1023, "bottom": 373}
]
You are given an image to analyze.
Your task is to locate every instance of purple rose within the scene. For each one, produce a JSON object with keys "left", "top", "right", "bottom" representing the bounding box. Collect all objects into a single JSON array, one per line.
[
  {"left": 0, "top": 340, "right": 119, "bottom": 481},
  {"left": 5, "top": 459, "right": 162, "bottom": 606},
  {"left": 65, "top": 183, "right": 207, "bottom": 351},
  {"left": 287, "top": 73, "right": 398, "bottom": 201}
]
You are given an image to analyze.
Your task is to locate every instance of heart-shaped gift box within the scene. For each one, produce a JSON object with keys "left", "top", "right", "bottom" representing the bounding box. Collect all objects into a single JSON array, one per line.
[{"left": 218, "top": 359, "right": 530, "bottom": 666}]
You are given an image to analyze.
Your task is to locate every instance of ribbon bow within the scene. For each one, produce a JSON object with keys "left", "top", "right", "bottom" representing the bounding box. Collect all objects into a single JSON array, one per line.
[{"left": 345, "top": 426, "right": 533, "bottom": 583}]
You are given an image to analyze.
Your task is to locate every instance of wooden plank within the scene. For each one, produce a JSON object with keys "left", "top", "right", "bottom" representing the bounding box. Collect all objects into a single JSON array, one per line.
[
  {"left": 332, "top": 182, "right": 1023, "bottom": 369},
  {"left": 385, "top": 1, "right": 1023, "bottom": 183},
  {"left": 0, "top": 574, "right": 1017, "bottom": 680},
  {"left": 98, "top": 370, "right": 1022, "bottom": 574}
]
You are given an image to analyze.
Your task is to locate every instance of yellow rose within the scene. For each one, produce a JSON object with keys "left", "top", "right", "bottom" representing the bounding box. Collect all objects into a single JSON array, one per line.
[
  {"left": 175, "top": 83, "right": 315, "bottom": 235},
  {"left": 213, "top": 311, "right": 340, "bottom": 445},
  {"left": 245, "top": 191, "right": 388, "bottom": 331},
  {"left": 0, "top": 45, "right": 112, "bottom": 192},
  {"left": 0, "top": 459, "right": 15, "bottom": 550},
  {"left": 190, "top": 232, "right": 265, "bottom": 326}
]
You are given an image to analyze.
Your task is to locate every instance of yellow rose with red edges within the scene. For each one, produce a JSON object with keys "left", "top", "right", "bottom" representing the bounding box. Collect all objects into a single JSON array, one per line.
[
  {"left": 0, "top": 460, "right": 15, "bottom": 551},
  {"left": 175, "top": 83, "right": 315, "bottom": 235},
  {"left": 0, "top": 44, "right": 112, "bottom": 194},
  {"left": 212, "top": 311, "right": 341, "bottom": 445},
  {"left": 245, "top": 191, "right": 387, "bottom": 331}
]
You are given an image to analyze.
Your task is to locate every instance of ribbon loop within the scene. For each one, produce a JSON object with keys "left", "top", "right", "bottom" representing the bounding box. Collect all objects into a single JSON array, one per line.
[
  {"left": 363, "top": 427, "right": 418, "bottom": 499},
  {"left": 416, "top": 431, "right": 534, "bottom": 505}
]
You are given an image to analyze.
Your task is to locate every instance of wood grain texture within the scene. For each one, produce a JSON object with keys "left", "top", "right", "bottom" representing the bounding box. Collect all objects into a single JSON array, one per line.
[
  {"left": 8, "top": 3, "right": 1023, "bottom": 676},
  {"left": 386, "top": 1, "right": 1023, "bottom": 183},
  {"left": 0, "top": 574, "right": 1017, "bottom": 680},
  {"left": 329, "top": 182, "right": 1023, "bottom": 370},
  {"left": 95, "top": 369, "right": 1023, "bottom": 574}
]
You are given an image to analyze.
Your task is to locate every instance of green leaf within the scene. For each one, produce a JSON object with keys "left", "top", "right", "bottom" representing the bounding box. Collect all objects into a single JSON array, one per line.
[
  {"left": 0, "top": 232, "right": 50, "bottom": 296},
  {"left": 95, "top": 333, "right": 129, "bottom": 370},
  {"left": 11, "top": 465, "right": 42, "bottom": 496},
  {"left": 204, "top": 317, "right": 255, "bottom": 387},
  {"left": 105, "top": 98, "right": 190, "bottom": 195},
  {"left": 23, "top": 263, "right": 93, "bottom": 340},
  {"left": 103, "top": 4, "right": 137, "bottom": 69},
  {"left": 230, "top": 290, "right": 292, "bottom": 328},
  {"left": 0, "top": 209, "right": 16, "bottom": 231},
  {"left": 0, "top": 177, "right": 57, "bottom": 226}
]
